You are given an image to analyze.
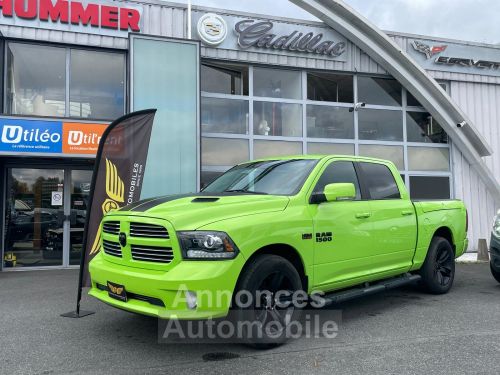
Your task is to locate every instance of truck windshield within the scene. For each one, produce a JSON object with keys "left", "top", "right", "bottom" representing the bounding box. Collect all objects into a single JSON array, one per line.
[{"left": 202, "top": 159, "right": 319, "bottom": 196}]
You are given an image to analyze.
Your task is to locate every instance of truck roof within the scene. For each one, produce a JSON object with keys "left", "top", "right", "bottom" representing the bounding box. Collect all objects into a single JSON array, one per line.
[{"left": 249, "top": 154, "right": 394, "bottom": 165}]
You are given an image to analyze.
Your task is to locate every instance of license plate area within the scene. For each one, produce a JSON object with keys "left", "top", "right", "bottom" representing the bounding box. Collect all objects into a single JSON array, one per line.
[{"left": 107, "top": 281, "right": 127, "bottom": 302}]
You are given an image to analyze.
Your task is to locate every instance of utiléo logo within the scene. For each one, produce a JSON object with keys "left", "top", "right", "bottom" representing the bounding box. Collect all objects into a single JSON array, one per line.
[
  {"left": 1, "top": 125, "right": 61, "bottom": 144},
  {"left": 67, "top": 130, "right": 102, "bottom": 146}
]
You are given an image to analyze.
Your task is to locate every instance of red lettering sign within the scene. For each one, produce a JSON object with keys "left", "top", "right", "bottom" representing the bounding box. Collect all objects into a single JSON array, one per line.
[
  {"left": 120, "top": 7, "right": 139, "bottom": 31},
  {"left": 0, "top": 0, "right": 140, "bottom": 31},
  {"left": 70, "top": 2, "right": 99, "bottom": 27},
  {"left": 100, "top": 5, "right": 119, "bottom": 29},
  {"left": 15, "top": 0, "right": 37, "bottom": 19},
  {"left": 39, "top": 0, "right": 68, "bottom": 23},
  {"left": 0, "top": 0, "right": 14, "bottom": 17}
]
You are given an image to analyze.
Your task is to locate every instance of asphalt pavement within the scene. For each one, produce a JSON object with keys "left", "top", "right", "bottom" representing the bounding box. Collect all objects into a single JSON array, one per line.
[{"left": 0, "top": 263, "right": 499, "bottom": 375}]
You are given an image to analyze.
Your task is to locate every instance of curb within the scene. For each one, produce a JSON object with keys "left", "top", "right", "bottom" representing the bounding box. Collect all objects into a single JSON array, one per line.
[{"left": 456, "top": 253, "right": 489, "bottom": 264}]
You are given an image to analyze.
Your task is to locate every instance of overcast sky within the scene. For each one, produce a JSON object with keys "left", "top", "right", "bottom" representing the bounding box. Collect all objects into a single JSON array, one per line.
[{"left": 175, "top": 0, "right": 500, "bottom": 44}]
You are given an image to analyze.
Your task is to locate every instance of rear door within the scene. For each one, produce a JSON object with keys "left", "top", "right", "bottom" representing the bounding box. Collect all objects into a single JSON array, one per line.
[
  {"left": 309, "top": 160, "right": 374, "bottom": 289},
  {"left": 356, "top": 162, "right": 417, "bottom": 273}
]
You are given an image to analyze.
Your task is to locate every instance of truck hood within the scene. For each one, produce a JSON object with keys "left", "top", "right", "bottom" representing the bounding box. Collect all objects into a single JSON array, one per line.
[{"left": 107, "top": 193, "right": 290, "bottom": 230}]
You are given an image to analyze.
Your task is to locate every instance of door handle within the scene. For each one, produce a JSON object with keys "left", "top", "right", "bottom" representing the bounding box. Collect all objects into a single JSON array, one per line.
[
  {"left": 355, "top": 212, "right": 371, "bottom": 219},
  {"left": 401, "top": 210, "right": 414, "bottom": 216}
]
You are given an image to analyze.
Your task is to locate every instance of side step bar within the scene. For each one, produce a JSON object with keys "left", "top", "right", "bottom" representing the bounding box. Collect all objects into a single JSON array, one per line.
[{"left": 319, "top": 273, "right": 422, "bottom": 306}]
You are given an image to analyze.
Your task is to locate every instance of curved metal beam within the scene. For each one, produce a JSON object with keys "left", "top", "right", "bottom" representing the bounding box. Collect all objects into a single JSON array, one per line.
[{"left": 290, "top": 0, "right": 500, "bottom": 199}]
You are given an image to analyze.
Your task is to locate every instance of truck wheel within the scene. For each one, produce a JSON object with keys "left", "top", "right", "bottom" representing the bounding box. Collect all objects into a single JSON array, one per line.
[
  {"left": 234, "top": 254, "right": 304, "bottom": 349},
  {"left": 419, "top": 236, "right": 455, "bottom": 294},
  {"left": 491, "top": 262, "right": 500, "bottom": 283}
]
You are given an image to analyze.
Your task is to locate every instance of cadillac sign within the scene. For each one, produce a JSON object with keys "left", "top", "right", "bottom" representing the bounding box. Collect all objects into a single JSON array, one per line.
[
  {"left": 197, "top": 13, "right": 228, "bottom": 46},
  {"left": 192, "top": 11, "right": 348, "bottom": 61},
  {"left": 234, "top": 20, "right": 346, "bottom": 58}
]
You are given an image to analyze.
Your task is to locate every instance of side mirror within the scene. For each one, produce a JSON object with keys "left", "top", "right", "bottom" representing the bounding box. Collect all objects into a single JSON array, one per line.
[{"left": 324, "top": 183, "right": 356, "bottom": 202}]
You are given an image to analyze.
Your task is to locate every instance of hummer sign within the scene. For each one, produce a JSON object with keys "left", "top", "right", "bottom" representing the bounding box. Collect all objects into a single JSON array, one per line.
[{"left": 0, "top": 0, "right": 141, "bottom": 34}]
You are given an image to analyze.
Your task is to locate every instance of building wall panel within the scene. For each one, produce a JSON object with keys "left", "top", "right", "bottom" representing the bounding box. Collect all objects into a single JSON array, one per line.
[
  {"left": 450, "top": 80, "right": 500, "bottom": 184},
  {"left": 453, "top": 143, "right": 499, "bottom": 249}
]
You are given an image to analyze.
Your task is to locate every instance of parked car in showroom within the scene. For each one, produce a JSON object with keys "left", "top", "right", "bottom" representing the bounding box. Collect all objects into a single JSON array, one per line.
[{"left": 491, "top": 211, "right": 500, "bottom": 283}]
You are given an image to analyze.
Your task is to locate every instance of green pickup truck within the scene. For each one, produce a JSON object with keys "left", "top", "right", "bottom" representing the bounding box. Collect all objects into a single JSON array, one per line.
[{"left": 89, "top": 155, "right": 468, "bottom": 339}]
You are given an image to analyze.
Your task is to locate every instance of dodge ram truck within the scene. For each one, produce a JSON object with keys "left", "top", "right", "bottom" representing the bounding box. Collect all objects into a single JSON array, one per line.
[{"left": 89, "top": 155, "right": 468, "bottom": 342}]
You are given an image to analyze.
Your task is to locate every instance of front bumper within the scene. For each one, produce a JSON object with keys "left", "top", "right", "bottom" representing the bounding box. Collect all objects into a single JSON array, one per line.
[
  {"left": 490, "top": 234, "right": 500, "bottom": 271},
  {"left": 89, "top": 252, "right": 245, "bottom": 319}
]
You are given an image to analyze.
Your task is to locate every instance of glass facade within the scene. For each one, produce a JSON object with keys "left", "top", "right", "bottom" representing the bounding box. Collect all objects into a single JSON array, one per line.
[
  {"left": 6, "top": 44, "right": 67, "bottom": 117},
  {"left": 3, "top": 167, "right": 93, "bottom": 268},
  {"left": 253, "top": 102, "right": 302, "bottom": 137},
  {"left": 1, "top": 41, "right": 125, "bottom": 270},
  {"left": 69, "top": 49, "right": 125, "bottom": 120},
  {"left": 307, "top": 105, "right": 354, "bottom": 139},
  {"left": 0, "top": 31, "right": 467, "bottom": 270},
  {"left": 6, "top": 42, "right": 126, "bottom": 120},
  {"left": 201, "top": 62, "right": 451, "bottom": 197}
]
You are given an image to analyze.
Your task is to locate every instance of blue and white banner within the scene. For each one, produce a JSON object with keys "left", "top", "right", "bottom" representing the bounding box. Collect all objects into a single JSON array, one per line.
[{"left": 0, "top": 118, "right": 63, "bottom": 153}]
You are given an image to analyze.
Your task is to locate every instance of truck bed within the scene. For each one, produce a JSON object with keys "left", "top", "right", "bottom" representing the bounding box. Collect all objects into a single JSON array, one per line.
[{"left": 410, "top": 199, "right": 468, "bottom": 269}]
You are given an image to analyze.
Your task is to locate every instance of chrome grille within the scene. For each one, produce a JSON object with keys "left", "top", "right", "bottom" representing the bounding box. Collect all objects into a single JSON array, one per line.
[
  {"left": 103, "top": 239, "right": 122, "bottom": 257},
  {"left": 103, "top": 221, "right": 120, "bottom": 235},
  {"left": 130, "top": 222, "right": 169, "bottom": 239},
  {"left": 131, "top": 245, "right": 174, "bottom": 263}
]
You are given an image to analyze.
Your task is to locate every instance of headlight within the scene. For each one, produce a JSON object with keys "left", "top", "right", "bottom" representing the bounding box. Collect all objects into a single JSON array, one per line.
[
  {"left": 177, "top": 231, "right": 239, "bottom": 260},
  {"left": 493, "top": 214, "right": 500, "bottom": 238}
]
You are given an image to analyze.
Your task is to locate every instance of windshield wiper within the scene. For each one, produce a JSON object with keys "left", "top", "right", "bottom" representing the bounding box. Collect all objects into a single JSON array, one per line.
[{"left": 224, "top": 189, "right": 268, "bottom": 195}]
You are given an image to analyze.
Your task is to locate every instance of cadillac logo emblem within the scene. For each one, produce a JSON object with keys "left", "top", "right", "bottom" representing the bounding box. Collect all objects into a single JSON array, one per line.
[
  {"left": 197, "top": 13, "right": 228, "bottom": 46},
  {"left": 119, "top": 232, "right": 127, "bottom": 247}
]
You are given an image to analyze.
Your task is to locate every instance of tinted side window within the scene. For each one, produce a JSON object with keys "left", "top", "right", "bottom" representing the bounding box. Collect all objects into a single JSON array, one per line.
[
  {"left": 358, "top": 162, "right": 400, "bottom": 200},
  {"left": 313, "top": 161, "right": 361, "bottom": 200}
]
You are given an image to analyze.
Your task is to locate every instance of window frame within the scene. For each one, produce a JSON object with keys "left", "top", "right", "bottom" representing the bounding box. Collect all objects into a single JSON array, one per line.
[
  {"left": 201, "top": 61, "right": 249, "bottom": 96},
  {"left": 356, "top": 75, "right": 403, "bottom": 107},
  {"left": 306, "top": 70, "right": 354, "bottom": 104},
  {"left": 408, "top": 175, "right": 451, "bottom": 200},
  {"left": 200, "top": 64, "right": 452, "bottom": 200},
  {"left": 252, "top": 66, "right": 303, "bottom": 100},
  {"left": 355, "top": 161, "right": 402, "bottom": 201},
  {"left": 309, "top": 160, "right": 363, "bottom": 203},
  {"left": 3, "top": 40, "right": 127, "bottom": 122}
]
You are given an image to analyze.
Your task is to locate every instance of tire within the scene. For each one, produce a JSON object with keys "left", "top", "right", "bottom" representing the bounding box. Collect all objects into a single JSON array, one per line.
[
  {"left": 491, "top": 262, "right": 500, "bottom": 284},
  {"left": 233, "top": 254, "right": 304, "bottom": 349},
  {"left": 419, "top": 236, "right": 455, "bottom": 294}
]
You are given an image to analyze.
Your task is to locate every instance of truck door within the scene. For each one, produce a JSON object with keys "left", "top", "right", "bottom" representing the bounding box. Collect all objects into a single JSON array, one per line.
[
  {"left": 309, "top": 161, "right": 374, "bottom": 289},
  {"left": 356, "top": 162, "right": 417, "bottom": 273}
]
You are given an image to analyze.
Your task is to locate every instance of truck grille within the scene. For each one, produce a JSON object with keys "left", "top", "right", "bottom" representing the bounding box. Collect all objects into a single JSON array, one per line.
[
  {"left": 130, "top": 222, "right": 169, "bottom": 239},
  {"left": 130, "top": 245, "right": 174, "bottom": 263},
  {"left": 103, "top": 239, "right": 122, "bottom": 257},
  {"left": 103, "top": 221, "right": 120, "bottom": 235}
]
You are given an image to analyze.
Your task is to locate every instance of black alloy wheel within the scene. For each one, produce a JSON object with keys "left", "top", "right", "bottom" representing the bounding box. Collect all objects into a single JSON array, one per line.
[
  {"left": 420, "top": 236, "right": 456, "bottom": 294},
  {"left": 234, "top": 254, "right": 304, "bottom": 349},
  {"left": 435, "top": 245, "right": 454, "bottom": 287}
]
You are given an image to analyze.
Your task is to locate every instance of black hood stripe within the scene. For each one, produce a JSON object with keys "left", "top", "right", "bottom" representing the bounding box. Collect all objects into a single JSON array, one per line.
[
  {"left": 130, "top": 194, "right": 195, "bottom": 212},
  {"left": 124, "top": 192, "right": 261, "bottom": 212},
  {"left": 120, "top": 196, "right": 160, "bottom": 212}
]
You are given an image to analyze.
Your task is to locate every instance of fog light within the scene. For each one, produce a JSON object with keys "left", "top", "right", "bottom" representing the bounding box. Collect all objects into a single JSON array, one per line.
[{"left": 185, "top": 291, "right": 197, "bottom": 310}]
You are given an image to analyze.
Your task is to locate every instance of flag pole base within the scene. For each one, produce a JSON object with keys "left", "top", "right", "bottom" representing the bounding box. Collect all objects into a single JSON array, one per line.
[{"left": 61, "top": 310, "right": 95, "bottom": 318}]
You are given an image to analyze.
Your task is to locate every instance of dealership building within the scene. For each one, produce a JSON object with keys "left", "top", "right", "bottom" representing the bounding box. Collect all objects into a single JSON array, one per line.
[{"left": 0, "top": 0, "right": 499, "bottom": 270}]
